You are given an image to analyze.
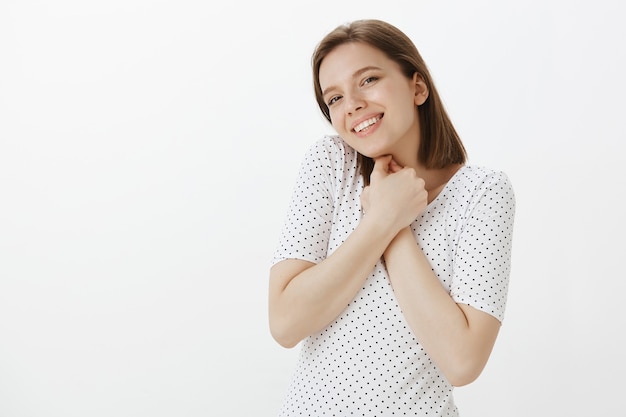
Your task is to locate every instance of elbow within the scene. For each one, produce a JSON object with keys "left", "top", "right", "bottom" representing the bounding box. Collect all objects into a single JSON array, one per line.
[
  {"left": 270, "top": 327, "right": 300, "bottom": 349},
  {"left": 447, "top": 371, "right": 479, "bottom": 387},
  {"left": 273, "top": 335, "right": 300, "bottom": 349},
  {"left": 269, "top": 316, "right": 302, "bottom": 349},
  {"left": 444, "top": 359, "right": 487, "bottom": 387}
]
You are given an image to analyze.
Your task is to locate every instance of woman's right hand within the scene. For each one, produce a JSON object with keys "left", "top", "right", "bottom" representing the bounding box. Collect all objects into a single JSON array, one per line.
[{"left": 361, "top": 155, "right": 428, "bottom": 233}]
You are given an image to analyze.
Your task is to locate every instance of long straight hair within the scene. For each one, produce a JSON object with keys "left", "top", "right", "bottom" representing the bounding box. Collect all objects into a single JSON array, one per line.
[{"left": 312, "top": 19, "right": 467, "bottom": 184}]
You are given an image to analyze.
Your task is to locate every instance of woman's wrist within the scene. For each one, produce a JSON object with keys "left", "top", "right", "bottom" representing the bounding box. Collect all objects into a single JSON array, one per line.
[{"left": 383, "top": 226, "right": 414, "bottom": 258}]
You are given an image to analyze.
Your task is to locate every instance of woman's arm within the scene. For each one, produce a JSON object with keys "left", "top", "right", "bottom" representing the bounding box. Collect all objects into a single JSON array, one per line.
[
  {"left": 269, "top": 215, "right": 396, "bottom": 348},
  {"left": 269, "top": 155, "right": 427, "bottom": 348},
  {"left": 382, "top": 227, "right": 501, "bottom": 386}
]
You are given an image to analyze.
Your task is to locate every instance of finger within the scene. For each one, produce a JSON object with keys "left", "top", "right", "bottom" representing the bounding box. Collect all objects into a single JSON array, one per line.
[
  {"left": 372, "top": 155, "right": 393, "bottom": 175},
  {"left": 388, "top": 158, "right": 403, "bottom": 173}
]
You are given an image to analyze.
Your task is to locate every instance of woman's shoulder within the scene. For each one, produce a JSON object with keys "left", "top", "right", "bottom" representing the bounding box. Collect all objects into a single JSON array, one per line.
[
  {"left": 453, "top": 164, "right": 514, "bottom": 191},
  {"left": 447, "top": 164, "right": 515, "bottom": 210},
  {"left": 307, "top": 134, "right": 356, "bottom": 156},
  {"left": 301, "top": 135, "right": 359, "bottom": 168}
]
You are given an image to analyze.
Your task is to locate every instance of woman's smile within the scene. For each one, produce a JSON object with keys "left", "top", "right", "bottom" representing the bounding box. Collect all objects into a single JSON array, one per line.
[{"left": 352, "top": 114, "right": 383, "bottom": 135}]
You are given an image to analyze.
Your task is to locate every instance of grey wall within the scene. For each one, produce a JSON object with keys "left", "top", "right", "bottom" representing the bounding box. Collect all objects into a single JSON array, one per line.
[{"left": 1, "top": 0, "right": 624, "bottom": 416}]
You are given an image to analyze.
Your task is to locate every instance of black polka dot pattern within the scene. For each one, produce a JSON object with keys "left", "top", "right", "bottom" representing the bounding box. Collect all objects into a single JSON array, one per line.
[{"left": 272, "top": 135, "right": 516, "bottom": 416}]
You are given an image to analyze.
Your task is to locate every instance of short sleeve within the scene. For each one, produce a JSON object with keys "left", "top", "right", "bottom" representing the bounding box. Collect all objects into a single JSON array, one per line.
[
  {"left": 271, "top": 139, "right": 336, "bottom": 266},
  {"left": 450, "top": 171, "right": 516, "bottom": 322}
]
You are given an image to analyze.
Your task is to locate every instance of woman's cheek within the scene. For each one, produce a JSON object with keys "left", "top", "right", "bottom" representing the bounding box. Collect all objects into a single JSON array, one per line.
[{"left": 330, "top": 111, "right": 346, "bottom": 134}]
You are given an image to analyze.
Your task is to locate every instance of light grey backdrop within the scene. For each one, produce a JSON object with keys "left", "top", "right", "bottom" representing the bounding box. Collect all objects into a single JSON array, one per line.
[{"left": 1, "top": 0, "right": 624, "bottom": 416}]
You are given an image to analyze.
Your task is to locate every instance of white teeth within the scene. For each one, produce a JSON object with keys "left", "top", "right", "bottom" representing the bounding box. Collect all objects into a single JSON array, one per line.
[{"left": 354, "top": 116, "right": 380, "bottom": 132}]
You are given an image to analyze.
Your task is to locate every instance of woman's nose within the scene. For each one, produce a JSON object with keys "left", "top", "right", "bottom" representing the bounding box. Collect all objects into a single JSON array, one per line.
[{"left": 346, "top": 92, "right": 365, "bottom": 115}]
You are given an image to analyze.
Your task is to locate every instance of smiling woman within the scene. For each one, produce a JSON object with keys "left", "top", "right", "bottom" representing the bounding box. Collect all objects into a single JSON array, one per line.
[
  {"left": 268, "top": 19, "right": 516, "bottom": 416},
  {"left": 319, "top": 42, "right": 426, "bottom": 167}
]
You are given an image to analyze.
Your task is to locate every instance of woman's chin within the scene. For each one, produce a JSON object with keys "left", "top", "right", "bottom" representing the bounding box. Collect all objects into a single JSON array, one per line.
[
  {"left": 354, "top": 146, "right": 382, "bottom": 158},
  {"left": 359, "top": 150, "right": 390, "bottom": 160}
]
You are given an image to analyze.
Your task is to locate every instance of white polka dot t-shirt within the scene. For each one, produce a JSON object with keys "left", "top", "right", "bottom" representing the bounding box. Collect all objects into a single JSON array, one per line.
[{"left": 272, "top": 135, "right": 515, "bottom": 416}]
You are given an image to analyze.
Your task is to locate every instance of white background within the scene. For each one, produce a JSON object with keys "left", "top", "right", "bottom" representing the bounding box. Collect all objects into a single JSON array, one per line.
[{"left": 1, "top": 0, "right": 624, "bottom": 416}]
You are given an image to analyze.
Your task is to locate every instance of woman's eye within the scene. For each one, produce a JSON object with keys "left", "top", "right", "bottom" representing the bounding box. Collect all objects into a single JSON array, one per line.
[
  {"left": 362, "top": 76, "right": 378, "bottom": 85},
  {"left": 327, "top": 96, "right": 341, "bottom": 106}
]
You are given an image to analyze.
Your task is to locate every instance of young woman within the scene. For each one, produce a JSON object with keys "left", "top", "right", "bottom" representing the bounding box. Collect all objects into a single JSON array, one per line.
[{"left": 268, "top": 19, "right": 515, "bottom": 416}]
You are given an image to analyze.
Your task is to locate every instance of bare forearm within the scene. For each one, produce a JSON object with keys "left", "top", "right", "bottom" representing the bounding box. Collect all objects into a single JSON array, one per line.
[
  {"left": 384, "top": 227, "right": 499, "bottom": 386},
  {"left": 269, "top": 215, "right": 398, "bottom": 348}
]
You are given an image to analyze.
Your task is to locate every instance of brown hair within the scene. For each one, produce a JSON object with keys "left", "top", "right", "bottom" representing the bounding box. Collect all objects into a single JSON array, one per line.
[{"left": 312, "top": 19, "right": 467, "bottom": 184}]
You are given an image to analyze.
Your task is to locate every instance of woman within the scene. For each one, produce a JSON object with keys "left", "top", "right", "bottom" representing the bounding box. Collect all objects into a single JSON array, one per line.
[{"left": 269, "top": 19, "right": 515, "bottom": 416}]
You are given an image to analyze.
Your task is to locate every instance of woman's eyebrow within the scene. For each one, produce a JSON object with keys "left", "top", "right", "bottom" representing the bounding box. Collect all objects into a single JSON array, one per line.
[{"left": 322, "top": 66, "right": 383, "bottom": 97}]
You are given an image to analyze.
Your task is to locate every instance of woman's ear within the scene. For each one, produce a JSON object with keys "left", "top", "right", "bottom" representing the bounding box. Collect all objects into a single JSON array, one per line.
[{"left": 412, "top": 72, "right": 429, "bottom": 106}]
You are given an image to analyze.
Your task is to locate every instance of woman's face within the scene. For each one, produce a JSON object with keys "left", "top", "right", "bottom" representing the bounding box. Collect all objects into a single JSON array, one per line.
[{"left": 318, "top": 42, "right": 428, "bottom": 165}]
